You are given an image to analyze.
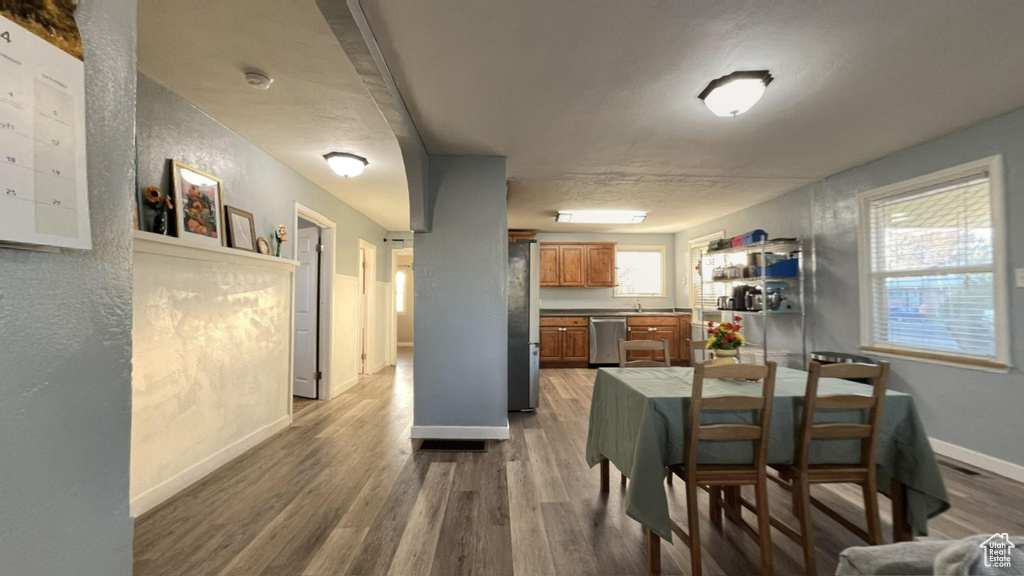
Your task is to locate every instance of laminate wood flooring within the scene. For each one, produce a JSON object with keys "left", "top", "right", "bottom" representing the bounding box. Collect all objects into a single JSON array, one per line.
[{"left": 134, "top": 351, "right": 1024, "bottom": 575}]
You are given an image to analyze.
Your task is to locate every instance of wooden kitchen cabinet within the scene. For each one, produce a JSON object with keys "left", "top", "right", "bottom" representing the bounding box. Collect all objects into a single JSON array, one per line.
[
  {"left": 538, "top": 242, "right": 616, "bottom": 288},
  {"left": 585, "top": 244, "right": 616, "bottom": 287},
  {"left": 626, "top": 316, "right": 692, "bottom": 365},
  {"left": 539, "top": 317, "right": 590, "bottom": 367}
]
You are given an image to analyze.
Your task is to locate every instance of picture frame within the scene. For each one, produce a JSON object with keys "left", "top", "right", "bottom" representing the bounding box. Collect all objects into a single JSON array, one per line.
[
  {"left": 225, "top": 206, "right": 257, "bottom": 252},
  {"left": 256, "top": 236, "right": 271, "bottom": 255},
  {"left": 171, "top": 160, "right": 224, "bottom": 247}
]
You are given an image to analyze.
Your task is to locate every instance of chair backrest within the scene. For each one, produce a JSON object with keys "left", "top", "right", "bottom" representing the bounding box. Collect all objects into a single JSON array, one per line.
[
  {"left": 618, "top": 339, "right": 672, "bottom": 368},
  {"left": 685, "top": 362, "right": 778, "bottom": 475},
  {"left": 690, "top": 340, "right": 712, "bottom": 364},
  {"left": 795, "top": 361, "right": 890, "bottom": 470}
]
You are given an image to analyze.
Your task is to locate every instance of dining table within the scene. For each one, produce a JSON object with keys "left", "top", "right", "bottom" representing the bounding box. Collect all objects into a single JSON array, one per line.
[{"left": 585, "top": 366, "right": 950, "bottom": 572}]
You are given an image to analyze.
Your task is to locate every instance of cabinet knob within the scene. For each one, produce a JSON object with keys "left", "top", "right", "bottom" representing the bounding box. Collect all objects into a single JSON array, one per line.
[{"left": 649, "top": 327, "right": 656, "bottom": 332}]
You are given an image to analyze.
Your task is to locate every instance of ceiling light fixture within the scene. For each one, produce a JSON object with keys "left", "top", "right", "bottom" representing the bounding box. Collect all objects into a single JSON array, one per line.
[
  {"left": 555, "top": 210, "right": 646, "bottom": 224},
  {"left": 324, "top": 152, "right": 368, "bottom": 177},
  {"left": 698, "top": 70, "right": 773, "bottom": 117}
]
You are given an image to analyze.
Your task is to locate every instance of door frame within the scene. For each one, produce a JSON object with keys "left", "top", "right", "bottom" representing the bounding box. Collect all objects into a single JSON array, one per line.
[
  {"left": 358, "top": 238, "right": 377, "bottom": 374},
  {"left": 293, "top": 203, "right": 336, "bottom": 402},
  {"left": 390, "top": 247, "right": 414, "bottom": 365}
]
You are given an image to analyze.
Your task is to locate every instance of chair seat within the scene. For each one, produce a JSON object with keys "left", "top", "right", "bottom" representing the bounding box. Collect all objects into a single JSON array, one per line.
[{"left": 772, "top": 464, "right": 869, "bottom": 484}]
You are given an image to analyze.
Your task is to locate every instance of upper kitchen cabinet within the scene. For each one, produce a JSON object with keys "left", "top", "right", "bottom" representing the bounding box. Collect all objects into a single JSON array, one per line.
[{"left": 538, "top": 242, "right": 616, "bottom": 288}]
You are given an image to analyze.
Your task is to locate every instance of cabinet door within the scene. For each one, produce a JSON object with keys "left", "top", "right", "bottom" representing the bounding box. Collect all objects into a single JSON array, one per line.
[
  {"left": 585, "top": 244, "right": 616, "bottom": 287},
  {"left": 539, "top": 327, "right": 563, "bottom": 361},
  {"left": 626, "top": 326, "right": 653, "bottom": 361},
  {"left": 678, "top": 316, "right": 692, "bottom": 363},
  {"left": 539, "top": 245, "right": 560, "bottom": 287},
  {"left": 562, "top": 326, "right": 590, "bottom": 362},
  {"left": 650, "top": 326, "right": 679, "bottom": 363},
  {"left": 558, "top": 245, "right": 586, "bottom": 287}
]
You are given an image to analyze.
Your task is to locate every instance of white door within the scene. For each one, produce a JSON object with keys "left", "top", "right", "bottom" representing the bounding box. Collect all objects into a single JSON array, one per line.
[{"left": 293, "top": 226, "right": 320, "bottom": 399}]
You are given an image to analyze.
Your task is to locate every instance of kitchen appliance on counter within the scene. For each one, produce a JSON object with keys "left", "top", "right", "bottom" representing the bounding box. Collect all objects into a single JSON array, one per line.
[
  {"left": 508, "top": 241, "right": 540, "bottom": 411},
  {"left": 589, "top": 317, "right": 627, "bottom": 365}
]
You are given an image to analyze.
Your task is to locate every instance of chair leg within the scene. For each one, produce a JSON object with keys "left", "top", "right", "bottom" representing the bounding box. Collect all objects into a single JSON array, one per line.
[
  {"left": 646, "top": 528, "right": 661, "bottom": 574},
  {"left": 709, "top": 486, "right": 723, "bottom": 530},
  {"left": 666, "top": 469, "right": 673, "bottom": 486},
  {"left": 862, "top": 475, "right": 882, "bottom": 545},
  {"left": 793, "top": 478, "right": 816, "bottom": 576},
  {"left": 686, "top": 481, "right": 702, "bottom": 576},
  {"left": 754, "top": 478, "right": 774, "bottom": 576},
  {"left": 621, "top": 473, "right": 627, "bottom": 488},
  {"left": 600, "top": 460, "right": 609, "bottom": 493}
]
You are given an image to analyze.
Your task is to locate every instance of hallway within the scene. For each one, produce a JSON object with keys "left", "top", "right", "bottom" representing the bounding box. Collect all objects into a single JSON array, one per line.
[{"left": 133, "top": 350, "right": 1024, "bottom": 575}]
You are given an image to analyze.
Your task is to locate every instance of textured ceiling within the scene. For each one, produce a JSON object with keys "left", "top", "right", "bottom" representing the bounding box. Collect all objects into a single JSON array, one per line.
[
  {"left": 360, "top": 0, "right": 1024, "bottom": 233},
  {"left": 138, "top": 0, "right": 410, "bottom": 231}
]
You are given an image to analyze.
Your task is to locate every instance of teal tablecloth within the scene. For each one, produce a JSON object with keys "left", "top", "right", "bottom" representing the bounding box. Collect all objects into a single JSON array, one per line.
[{"left": 585, "top": 367, "right": 950, "bottom": 542}]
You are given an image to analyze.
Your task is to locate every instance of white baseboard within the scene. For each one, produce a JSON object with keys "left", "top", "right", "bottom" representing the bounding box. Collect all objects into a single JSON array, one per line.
[
  {"left": 372, "top": 361, "right": 387, "bottom": 374},
  {"left": 397, "top": 342, "right": 414, "bottom": 347},
  {"left": 930, "top": 437, "right": 1024, "bottom": 483},
  {"left": 411, "top": 423, "right": 510, "bottom": 440},
  {"left": 130, "top": 415, "right": 291, "bottom": 517},
  {"left": 330, "top": 374, "right": 359, "bottom": 398}
]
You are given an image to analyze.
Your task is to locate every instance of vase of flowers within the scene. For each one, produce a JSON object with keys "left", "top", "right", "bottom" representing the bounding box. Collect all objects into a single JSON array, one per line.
[{"left": 706, "top": 316, "right": 745, "bottom": 365}]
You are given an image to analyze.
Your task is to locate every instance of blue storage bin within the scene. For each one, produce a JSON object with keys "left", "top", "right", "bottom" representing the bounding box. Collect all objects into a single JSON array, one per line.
[
  {"left": 741, "top": 229, "right": 768, "bottom": 246},
  {"left": 762, "top": 258, "right": 798, "bottom": 277}
]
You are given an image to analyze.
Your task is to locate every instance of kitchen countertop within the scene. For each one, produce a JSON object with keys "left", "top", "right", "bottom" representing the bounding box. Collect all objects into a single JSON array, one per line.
[{"left": 539, "top": 308, "right": 692, "bottom": 317}]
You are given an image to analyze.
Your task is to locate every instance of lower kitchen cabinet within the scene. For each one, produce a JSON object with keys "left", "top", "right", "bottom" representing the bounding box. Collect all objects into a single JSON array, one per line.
[
  {"left": 626, "top": 316, "right": 691, "bottom": 365},
  {"left": 539, "top": 317, "right": 590, "bottom": 367}
]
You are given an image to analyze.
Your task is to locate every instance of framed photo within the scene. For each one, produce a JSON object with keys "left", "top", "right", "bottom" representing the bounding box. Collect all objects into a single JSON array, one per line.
[
  {"left": 256, "top": 236, "right": 271, "bottom": 255},
  {"left": 225, "top": 206, "right": 256, "bottom": 252},
  {"left": 171, "top": 161, "right": 224, "bottom": 247}
]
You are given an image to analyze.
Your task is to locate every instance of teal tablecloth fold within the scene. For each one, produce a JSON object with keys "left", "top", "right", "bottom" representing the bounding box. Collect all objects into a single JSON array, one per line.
[{"left": 585, "top": 366, "right": 950, "bottom": 542}]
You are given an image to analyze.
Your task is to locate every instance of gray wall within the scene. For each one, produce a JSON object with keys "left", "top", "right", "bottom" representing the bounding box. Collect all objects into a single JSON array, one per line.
[
  {"left": 136, "top": 74, "right": 391, "bottom": 281},
  {"left": 677, "top": 107, "right": 1024, "bottom": 466},
  {"left": 0, "top": 1, "right": 137, "bottom": 574},
  {"left": 414, "top": 156, "right": 508, "bottom": 431},
  {"left": 536, "top": 232, "right": 676, "bottom": 310}
]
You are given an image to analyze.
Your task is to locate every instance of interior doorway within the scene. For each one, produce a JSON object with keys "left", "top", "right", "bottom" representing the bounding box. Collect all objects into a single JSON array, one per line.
[
  {"left": 292, "top": 205, "right": 336, "bottom": 414},
  {"left": 358, "top": 239, "right": 377, "bottom": 374}
]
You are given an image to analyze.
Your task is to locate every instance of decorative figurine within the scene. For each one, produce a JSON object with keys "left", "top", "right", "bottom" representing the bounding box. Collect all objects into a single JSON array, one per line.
[
  {"left": 274, "top": 224, "right": 287, "bottom": 257},
  {"left": 143, "top": 186, "right": 173, "bottom": 235}
]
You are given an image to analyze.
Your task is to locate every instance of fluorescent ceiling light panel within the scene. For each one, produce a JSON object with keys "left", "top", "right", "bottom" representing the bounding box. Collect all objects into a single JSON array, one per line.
[
  {"left": 555, "top": 210, "right": 646, "bottom": 224},
  {"left": 698, "top": 71, "right": 773, "bottom": 117},
  {"left": 324, "top": 152, "right": 368, "bottom": 177}
]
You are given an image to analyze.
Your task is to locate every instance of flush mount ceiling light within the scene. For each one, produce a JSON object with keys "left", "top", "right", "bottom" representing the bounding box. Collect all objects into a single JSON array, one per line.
[
  {"left": 555, "top": 210, "right": 646, "bottom": 224},
  {"left": 698, "top": 70, "right": 773, "bottom": 117},
  {"left": 324, "top": 152, "right": 368, "bottom": 177}
]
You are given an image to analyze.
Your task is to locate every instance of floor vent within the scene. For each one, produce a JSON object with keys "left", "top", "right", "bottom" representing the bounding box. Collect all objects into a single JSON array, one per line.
[
  {"left": 940, "top": 461, "right": 981, "bottom": 476},
  {"left": 418, "top": 439, "right": 487, "bottom": 452}
]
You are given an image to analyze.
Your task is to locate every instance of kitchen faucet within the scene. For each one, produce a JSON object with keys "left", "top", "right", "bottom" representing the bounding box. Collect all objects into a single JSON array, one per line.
[{"left": 634, "top": 300, "right": 643, "bottom": 313}]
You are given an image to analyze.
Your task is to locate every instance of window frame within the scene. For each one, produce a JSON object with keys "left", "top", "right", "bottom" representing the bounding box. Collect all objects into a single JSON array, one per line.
[
  {"left": 856, "top": 154, "right": 1011, "bottom": 372},
  {"left": 613, "top": 245, "right": 667, "bottom": 298},
  {"left": 688, "top": 231, "right": 725, "bottom": 310}
]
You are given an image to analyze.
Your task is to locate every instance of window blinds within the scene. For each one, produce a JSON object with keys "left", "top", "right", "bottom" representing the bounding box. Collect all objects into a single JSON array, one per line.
[
  {"left": 615, "top": 249, "right": 664, "bottom": 297},
  {"left": 864, "top": 172, "right": 998, "bottom": 360}
]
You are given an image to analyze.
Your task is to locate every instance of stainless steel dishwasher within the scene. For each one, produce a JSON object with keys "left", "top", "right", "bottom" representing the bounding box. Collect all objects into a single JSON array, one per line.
[{"left": 590, "top": 317, "right": 627, "bottom": 365}]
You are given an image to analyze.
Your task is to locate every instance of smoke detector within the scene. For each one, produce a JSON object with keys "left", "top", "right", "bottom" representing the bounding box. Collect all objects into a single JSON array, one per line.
[{"left": 244, "top": 69, "right": 273, "bottom": 90}]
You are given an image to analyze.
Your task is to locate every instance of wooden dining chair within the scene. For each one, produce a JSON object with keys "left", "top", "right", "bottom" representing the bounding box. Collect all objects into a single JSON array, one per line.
[
  {"left": 690, "top": 339, "right": 713, "bottom": 364},
  {"left": 618, "top": 339, "right": 672, "bottom": 368},
  {"left": 666, "top": 361, "right": 778, "bottom": 576},
  {"left": 766, "top": 361, "right": 890, "bottom": 576}
]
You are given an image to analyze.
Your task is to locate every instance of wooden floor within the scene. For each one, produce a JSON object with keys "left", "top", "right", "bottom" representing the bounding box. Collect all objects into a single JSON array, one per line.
[{"left": 134, "top": 350, "right": 1024, "bottom": 575}]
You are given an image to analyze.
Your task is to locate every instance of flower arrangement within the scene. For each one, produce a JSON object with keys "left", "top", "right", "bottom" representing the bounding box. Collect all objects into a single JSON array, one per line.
[
  {"left": 706, "top": 316, "right": 746, "bottom": 351},
  {"left": 274, "top": 225, "right": 287, "bottom": 257}
]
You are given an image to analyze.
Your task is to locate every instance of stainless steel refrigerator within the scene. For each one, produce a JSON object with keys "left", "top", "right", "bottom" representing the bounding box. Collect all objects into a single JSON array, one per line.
[{"left": 508, "top": 241, "right": 540, "bottom": 411}]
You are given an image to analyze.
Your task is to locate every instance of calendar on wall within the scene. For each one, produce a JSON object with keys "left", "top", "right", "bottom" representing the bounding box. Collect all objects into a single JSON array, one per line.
[{"left": 0, "top": 10, "right": 90, "bottom": 250}]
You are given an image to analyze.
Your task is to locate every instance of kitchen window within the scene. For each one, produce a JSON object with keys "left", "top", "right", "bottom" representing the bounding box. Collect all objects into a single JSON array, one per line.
[
  {"left": 688, "top": 232, "right": 725, "bottom": 309},
  {"left": 614, "top": 246, "right": 666, "bottom": 297},
  {"left": 857, "top": 155, "right": 1010, "bottom": 371}
]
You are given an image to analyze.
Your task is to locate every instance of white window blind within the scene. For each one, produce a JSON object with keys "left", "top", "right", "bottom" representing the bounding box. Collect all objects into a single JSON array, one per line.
[
  {"left": 689, "top": 233, "right": 724, "bottom": 310},
  {"left": 614, "top": 246, "right": 665, "bottom": 297},
  {"left": 859, "top": 157, "right": 1009, "bottom": 369}
]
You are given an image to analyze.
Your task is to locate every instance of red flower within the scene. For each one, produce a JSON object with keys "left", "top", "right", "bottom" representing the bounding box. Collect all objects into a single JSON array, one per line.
[
  {"left": 725, "top": 333, "right": 735, "bottom": 342},
  {"left": 733, "top": 316, "right": 742, "bottom": 323},
  {"left": 707, "top": 321, "right": 714, "bottom": 327}
]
